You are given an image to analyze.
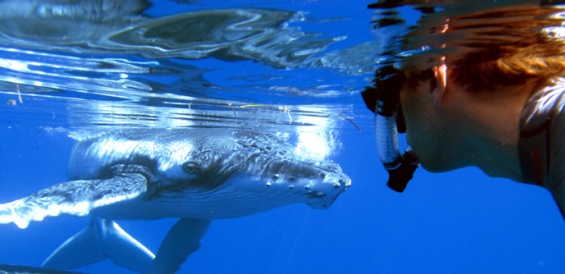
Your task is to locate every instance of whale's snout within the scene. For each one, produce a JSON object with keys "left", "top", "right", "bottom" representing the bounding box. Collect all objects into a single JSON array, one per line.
[
  {"left": 306, "top": 166, "right": 351, "bottom": 209},
  {"left": 261, "top": 159, "right": 351, "bottom": 210},
  {"left": 239, "top": 158, "right": 352, "bottom": 212}
]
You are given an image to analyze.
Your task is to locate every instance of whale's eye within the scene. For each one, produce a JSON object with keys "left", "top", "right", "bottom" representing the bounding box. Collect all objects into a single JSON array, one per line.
[{"left": 182, "top": 161, "right": 202, "bottom": 174}]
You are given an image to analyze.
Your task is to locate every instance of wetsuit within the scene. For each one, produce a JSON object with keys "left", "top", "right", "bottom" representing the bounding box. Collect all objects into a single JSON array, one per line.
[{"left": 519, "top": 77, "right": 565, "bottom": 216}]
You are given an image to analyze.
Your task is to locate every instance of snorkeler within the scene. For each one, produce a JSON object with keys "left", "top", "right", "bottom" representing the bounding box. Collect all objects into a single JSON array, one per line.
[{"left": 363, "top": 1, "right": 565, "bottom": 216}]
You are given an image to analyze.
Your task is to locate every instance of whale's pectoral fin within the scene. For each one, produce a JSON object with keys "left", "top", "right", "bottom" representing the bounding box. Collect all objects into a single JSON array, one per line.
[
  {"left": 0, "top": 173, "right": 147, "bottom": 229},
  {"left": 43, "top": 217, "right": 155, "bottom": 273},
  {"left": 0, "top": 263, "right": 82, "bottom": 274},
  {"left": 146, "top": 218, "right": 211, "bottom": 274}
]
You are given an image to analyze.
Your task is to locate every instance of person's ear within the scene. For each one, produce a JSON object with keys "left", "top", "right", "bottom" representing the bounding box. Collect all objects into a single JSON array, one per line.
[{"left": 430, "top": 64, "right": 447, "bottom": 106}]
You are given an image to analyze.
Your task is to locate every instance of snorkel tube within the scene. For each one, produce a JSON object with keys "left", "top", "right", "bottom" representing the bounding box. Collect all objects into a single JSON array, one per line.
[
  {"left": 362, "top": 66, "right": 420, "bottom": 192},
  {"left": 365, "top": 2, "right": 422, "bottom": 192}
]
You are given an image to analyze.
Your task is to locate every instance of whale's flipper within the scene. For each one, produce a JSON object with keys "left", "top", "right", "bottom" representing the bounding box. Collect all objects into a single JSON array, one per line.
[
  {"left": 0, "top": 263, "right": 81, "bottom": 274},
  {"left": 147, "top": 218, "right": 211, "bottom": 274},
  {"left": 0, "top": 173, "right": 147, "bottom": 229},
  {"left": 43, "top": 217, "right": 155, "bottom": 273}
]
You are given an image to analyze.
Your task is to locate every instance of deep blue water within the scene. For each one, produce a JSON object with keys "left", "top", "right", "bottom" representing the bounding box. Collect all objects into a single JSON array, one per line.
[{"left": 0, "top": 1, "right": 564, "bottom": 273}]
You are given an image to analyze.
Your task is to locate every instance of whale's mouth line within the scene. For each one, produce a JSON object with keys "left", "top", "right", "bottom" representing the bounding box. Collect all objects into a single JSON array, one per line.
[{"left": 139, "top": 170, "right": 349, "bottom": 219}]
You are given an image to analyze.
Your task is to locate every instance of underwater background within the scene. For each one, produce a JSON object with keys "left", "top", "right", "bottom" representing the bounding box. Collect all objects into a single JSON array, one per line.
[{"left": 0, "top": 0, "right": 564, "bottom": 273}]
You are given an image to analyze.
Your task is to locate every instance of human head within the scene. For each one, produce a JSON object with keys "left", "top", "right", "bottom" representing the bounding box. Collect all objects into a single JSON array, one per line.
[{"left": 365, "top": 1, "right": 565, "bottom": 176}]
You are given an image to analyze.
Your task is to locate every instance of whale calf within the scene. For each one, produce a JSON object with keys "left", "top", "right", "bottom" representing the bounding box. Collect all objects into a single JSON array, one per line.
[{"left": 0, "top": 128, "right": 350, "bottom": 273}]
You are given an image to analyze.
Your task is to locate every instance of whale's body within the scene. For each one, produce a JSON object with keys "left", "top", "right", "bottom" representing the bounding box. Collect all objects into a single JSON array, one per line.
[{"left": 0, "top": 128, "right": 350, "bottom": 273}]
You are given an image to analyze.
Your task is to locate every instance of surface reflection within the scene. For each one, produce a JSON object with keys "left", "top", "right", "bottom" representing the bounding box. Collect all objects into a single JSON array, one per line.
[{"left": 0, "top": 0, "right": 368, "bottom": 134}]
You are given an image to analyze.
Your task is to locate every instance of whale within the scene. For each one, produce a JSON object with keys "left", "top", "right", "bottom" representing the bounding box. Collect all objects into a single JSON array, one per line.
[
  {"left": 0, "top": 263, "right": 80, "bottom": 274},
  {"left": 0, "top": 128, "right": 350, "bottom": 273}
]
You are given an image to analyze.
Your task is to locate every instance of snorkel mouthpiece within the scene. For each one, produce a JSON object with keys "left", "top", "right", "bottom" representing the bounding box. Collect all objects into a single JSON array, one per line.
[
  {"left": 383, "top": 146, "right": 419, "bottom": 192},
  {"left": 362, "top": 66, "right": 420, "bottom": 192}
]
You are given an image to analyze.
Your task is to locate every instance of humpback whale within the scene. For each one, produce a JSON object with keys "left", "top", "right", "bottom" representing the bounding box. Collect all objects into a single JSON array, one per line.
[{"left": 0, "top": 128, "right": 350, "bottom": 273}]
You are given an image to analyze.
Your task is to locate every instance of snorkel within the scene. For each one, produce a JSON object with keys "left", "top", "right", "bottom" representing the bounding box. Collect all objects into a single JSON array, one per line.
[
  {"left": 364, "top": 2, "right": 426, "bottom": 192},
  {"left": 362, "top": 66, "right": 420, "bottom": 192}
]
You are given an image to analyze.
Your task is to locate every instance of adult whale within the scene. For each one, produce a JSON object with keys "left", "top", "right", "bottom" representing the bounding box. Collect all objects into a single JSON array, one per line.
[{"left": 0, "top": 128, "right": 351, "bottom": 273}]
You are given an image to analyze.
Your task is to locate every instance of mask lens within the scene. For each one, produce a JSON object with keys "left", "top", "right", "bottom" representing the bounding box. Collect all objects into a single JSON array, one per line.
[{"left": 361, "top": 66, "right": 406, "bottom": 131}]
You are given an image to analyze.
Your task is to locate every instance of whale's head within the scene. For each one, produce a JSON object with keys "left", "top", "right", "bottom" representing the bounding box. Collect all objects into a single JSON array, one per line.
[
  {"left": 70, "top": 129, "right": 350, "bottom": 219},
  {"left": 152, "top": 129, "right": 351, "bottom": 217}
]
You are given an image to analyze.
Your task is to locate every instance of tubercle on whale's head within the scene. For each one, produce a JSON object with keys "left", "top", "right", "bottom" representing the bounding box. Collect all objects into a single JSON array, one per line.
[
  {"left": 307, "top": 164, "right": 351, "bottom": 209},
  {"left": 268, "top": 160, "right": 351, "bottom": 210}
]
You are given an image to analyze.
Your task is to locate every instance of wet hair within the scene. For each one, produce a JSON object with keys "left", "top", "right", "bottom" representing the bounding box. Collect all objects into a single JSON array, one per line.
[
  {"left": 398, "top": 3, "right": 565, "bottom": 92},
  {"left": 450, "top": 24, "right": 565, "bottom": 92}
]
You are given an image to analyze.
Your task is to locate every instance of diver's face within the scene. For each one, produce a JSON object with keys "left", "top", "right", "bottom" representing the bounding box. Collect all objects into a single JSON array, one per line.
[{"left": 399, "top": 78, "right": 464, "bottom": 173}]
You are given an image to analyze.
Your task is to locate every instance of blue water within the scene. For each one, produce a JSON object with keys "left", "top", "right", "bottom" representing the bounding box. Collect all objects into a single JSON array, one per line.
[{"left": 0, "top": 1, "right": 564, "bottom": 273}]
